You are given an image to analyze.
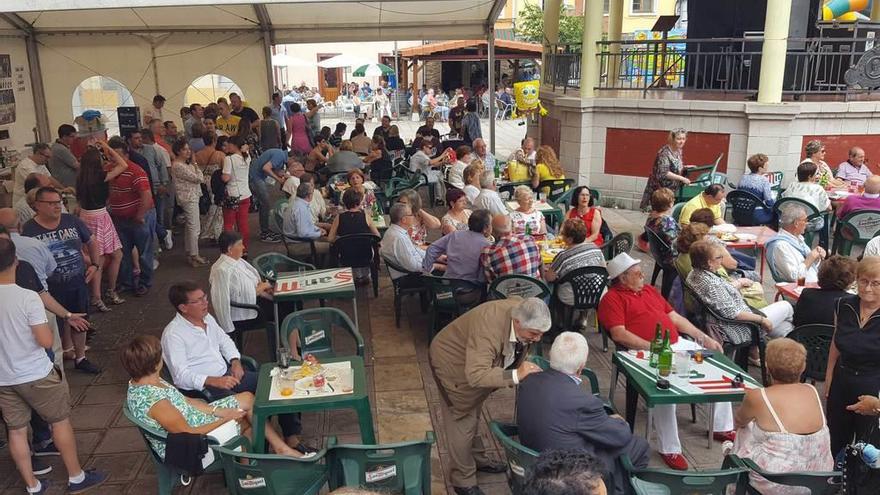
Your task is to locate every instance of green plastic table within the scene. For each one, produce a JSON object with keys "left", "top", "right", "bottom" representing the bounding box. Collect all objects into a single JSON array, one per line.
[
  {"left": 612, "top": 350, "right": 761, "bottom": 449},
  {"left": 272, "top": 267, "right": 358, "bottom": 346},
  {"left": 250, "top": 356, "right": 374, "bottom": 453}
]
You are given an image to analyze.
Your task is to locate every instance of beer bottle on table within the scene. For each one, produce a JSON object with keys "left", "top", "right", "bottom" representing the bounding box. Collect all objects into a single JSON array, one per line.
[
  {"left": 648, "top": 324, "right": 662, "bottom": 368},
  {"left": 658, "top": 330, "right": 673, "bottom": 377}
]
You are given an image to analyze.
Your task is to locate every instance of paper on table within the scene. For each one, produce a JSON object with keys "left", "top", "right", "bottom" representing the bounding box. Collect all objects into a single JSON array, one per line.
[{"left": 269, "top": 361, "right": 354, "bottom": 401}]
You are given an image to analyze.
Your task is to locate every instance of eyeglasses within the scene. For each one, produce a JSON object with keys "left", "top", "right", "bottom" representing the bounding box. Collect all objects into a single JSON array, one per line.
[
  {"left": 858, "top": 279, "right": 880, "bottom": 289},
  {"left": 186, "top": 294, "right": 209, "bottom": 304},
  {"left": 36, "top": 200, "right": 63, "bottom": 206}
]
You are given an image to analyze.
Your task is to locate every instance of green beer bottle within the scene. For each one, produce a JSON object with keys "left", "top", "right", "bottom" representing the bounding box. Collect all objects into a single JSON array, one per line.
[
  {"left": 648, "top": 324, "right": 662, "bottom": 368},
  {"left": 658, "top": 330, "right": 673, "bottom": 377}
]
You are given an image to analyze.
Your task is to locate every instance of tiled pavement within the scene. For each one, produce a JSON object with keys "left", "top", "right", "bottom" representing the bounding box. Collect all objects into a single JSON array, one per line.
[{"left": 0, "top": 136, "right": 796, "bottom": 494}]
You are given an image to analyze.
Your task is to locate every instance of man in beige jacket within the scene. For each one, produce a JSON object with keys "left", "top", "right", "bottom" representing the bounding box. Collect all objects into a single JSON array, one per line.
[{"left": 429, "top": 296, "right": 550, "bottom": 495}]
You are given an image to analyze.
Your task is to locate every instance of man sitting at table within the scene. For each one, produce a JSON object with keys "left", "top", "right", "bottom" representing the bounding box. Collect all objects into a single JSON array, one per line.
[
  {"left": 517, "top": 332, "right": 649, "bottom": 495},
  {"left": 380, "top": 203, "right": 444, "bottom": 278},
  {"left": 597, "top": 253, "right": 728, "bottom": 471},
  {"left": 678, "top": 184, "right": 726, "bottom": 225},
  {"left": 161, "top": 281, "right": 315, "bottom": 453},
  {"left": 766, "top": 203, "right": 824, "bottom": 284},
  {"left": 423, "top": 209, "right": 491, "bottom": 286},
  {"left": 837, "top": 175, "right": 880, "bottom": 219},
  {"left": 282, "top": 182, "right": 330, "bottom": 256},
  {"left": 836, "top": 147, "right": 872, "bottom": 186},
  {"left": 474, "top": 173, "right": 507, "bottom": 216},
  {"left": 480, "top": 214, "right": 541, "bottom": 282}
]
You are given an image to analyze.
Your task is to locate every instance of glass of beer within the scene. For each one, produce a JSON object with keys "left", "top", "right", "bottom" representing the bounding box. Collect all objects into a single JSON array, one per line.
[{"left": 797, "top": 276, "right": 806, "bottom": 287}]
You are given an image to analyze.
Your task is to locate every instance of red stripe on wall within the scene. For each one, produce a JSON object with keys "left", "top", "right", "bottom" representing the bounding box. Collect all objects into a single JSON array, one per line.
[
  {"left": 802, "top": 135, "right": 880, "bottom": 175},
  {"left": 604, "top": 128, "right": 730, "bottom": 177}
]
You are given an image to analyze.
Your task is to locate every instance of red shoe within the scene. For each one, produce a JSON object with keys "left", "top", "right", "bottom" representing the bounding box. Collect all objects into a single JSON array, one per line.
[
  {"left": 660, "top": 453, "right": 689, "bottom": 470},
  {"left": 713, "top": 431, "right": 736, "bottom": 443}
]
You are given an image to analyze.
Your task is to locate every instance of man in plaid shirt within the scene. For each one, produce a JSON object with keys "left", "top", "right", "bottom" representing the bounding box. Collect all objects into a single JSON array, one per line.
[{"left": 480, "top": 215, "right": 543, "bottom": 282}]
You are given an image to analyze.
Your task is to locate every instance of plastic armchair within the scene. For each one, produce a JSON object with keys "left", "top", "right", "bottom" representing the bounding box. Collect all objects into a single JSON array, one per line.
[
  {"left": 212, "top": 435, "right": 331, "bottom": 495},
  {"left": 551, "top": 265, "right": 608, "bottom": 334},
  {"left": 122, "top": 402, "right": 225, "bottom": 495},
  {"left": 832, "top": 209, "right": 880, "bottom": 256},
  {"left": 644, "top": 228, "right": 678, "bottom": 299},
  {"left": 529, "top": 355, "right": 617, "bottom": 413},
  {"left": 488, "top": 421, "right": 539, "bottom": 495},
  {"left": 601, "top": 232, "right": 634, "bottom": 261},
  {"left": 787, "top": 323, "right": 834, "bottom": 384},
  {"left": 622, "top": 453, "right": 749, "bottom": 495},
  {"left": 495, "top": 99, "right": 514, "bottom": 120},
  {"left": 326, "top": 432, "right": 435, "bottom": 495},
  {"left": 672, "top": 202, "right": 686, "bottom": 223},
  {"left": 280, "top": 307, "right": 365, "bottom": 360},
  {"left": 332, "top": 233, "right": 381, "bottom": 297},
  {"left": 488, "top": 274, "right": 551, "bottom": 301},
  {"left": 727, "top": 189, "right": 773, "bottom": 227},
  {"left": 382, "top": 256, "right": 429, "bottom": 328},
  {"left": 535, "top": 178, "right": 575, "bottom": 202},
  {"left": 164, "top": 355, "right": 259, "bottom": 403},
  {"left": 422, "top": 275, "right": 486, "bottom": 340},
  {"left": 725, "top": 454, "right": 841, "bottom": 495},
  {"left": 675, "top": 153, "right": 724, "bottom": 203},
  {"left": 252, "top": 252, "right": 316, "bottom": 283}
]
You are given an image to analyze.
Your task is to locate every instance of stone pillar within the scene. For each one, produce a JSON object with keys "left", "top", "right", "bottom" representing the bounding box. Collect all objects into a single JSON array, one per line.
[
  {"left": 607, "top": 0, "right": 625, "bottom": 83},
  {"left": 757, "top": 0, "right": 792, "bottom": 104},
  {"left": 542, "top": 0, "right": 562, "bottom": 85},
  {"left": 873, "top": 0, "right": 880, "bottom": 21},
  {"left": 580, "top": 0, "right": 604, "bottom": 98}
]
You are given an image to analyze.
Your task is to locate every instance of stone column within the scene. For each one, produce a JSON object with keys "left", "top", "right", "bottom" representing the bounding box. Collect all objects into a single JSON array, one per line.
[
  {"left": 607, "top": 0, "right": 625, "bottom": 83},
  {"left": 873, "top": 0, "right": 880, "bottom": 22},
  {"left": 542, "top": 0, "right": 562, "bottom": 85},
  {"left": 757, "top": 0, "right": 792, "bottom": 104},
  {"left": 580, "top": 0, "right": 604, "bottom": 98}
]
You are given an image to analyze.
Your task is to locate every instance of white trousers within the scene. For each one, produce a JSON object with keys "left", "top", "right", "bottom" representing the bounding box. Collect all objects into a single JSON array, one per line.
[
  {"left": 653, "top": 402, "right": 734, "bottom": 454},
  {"left": 180, "top": 200, "right": 201, "bottom": 256},
  {"left": 761, "top": 300, "right": 794, "bottom": 338}
]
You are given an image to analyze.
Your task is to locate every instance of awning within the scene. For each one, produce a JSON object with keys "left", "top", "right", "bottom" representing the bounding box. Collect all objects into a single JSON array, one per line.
[{"left": 398, "top": 39, "right": 542, "bottom": 61}]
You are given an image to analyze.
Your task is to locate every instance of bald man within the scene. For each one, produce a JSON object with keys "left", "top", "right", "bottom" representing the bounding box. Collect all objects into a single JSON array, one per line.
[
  {"left": 837, "top": 175, "right": 880, "bottom": 219},
  {"left": 479, "top": 214, "right": 542, "bottom": 282},
  {"left": 837, "top": 147, "right": 872, "bottom": 186}
]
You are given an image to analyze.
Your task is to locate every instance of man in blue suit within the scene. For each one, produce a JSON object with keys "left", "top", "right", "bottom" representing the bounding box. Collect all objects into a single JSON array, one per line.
[{"left": 517, "top": 332, "right": 650, "bottom": 495}]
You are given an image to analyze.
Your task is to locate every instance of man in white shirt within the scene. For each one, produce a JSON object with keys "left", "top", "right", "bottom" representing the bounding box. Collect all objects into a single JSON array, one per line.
[
  {"left": 161, "top": 281, "right": 310, "bottom": 452},
  {"left": 380, "top": 203, "right": 426, "bottom": 279},
  {"left": 474, "top": 172, "right": 507, "bottom": 216},
  {"left": 470, "top": 138, "right": 495, "bottom": 171},
  {"left": 766, "top": 203, "right": 824, "bottom": 283},
  {"left": 12, "top": 143, "right": 64, "bottom": 203},
  {"left": 447, "top": 145, "right": 472, "bottom": 190},
  {"left": 142, "top": 94, "right": 169, "bottom": 127}
]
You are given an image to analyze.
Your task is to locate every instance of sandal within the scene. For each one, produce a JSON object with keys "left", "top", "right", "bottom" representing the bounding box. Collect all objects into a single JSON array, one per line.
[
  {"left": 105, "top": 290, "right": 125, "bottom": 305},
  {"left": 91, "top": 299, "right": 111, "bottom": 313}
]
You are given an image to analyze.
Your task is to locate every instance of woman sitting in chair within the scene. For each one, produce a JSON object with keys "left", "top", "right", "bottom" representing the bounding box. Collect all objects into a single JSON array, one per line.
[
  {"left": 510, "top": 185, "right": 547, "bottom": 237},
  {"left": 793, "top": 255, "right": 856, "bottom": 327},
  {"left": 328, "top": 188, "right": 380, "bottom": 285},
  {"left": 686, "top": 240, "right": 793, "bottom": 347},
  {"left": 531, "top": 145, "right": 566, "bottom": 196},
  {"left": 567, "top": 186, "right": 603, "bottom": 246},
  {"left": 544, "top": 218, "right": 605, "bottom": 308},
  {"left": 124, "top": 335, "right": 305, "bottom": 459},
  {"left": 731, "top": 338, "right": 833, "bottom": 495},
  {"left": 345, "top": 168, "right": 376, "bottom": 211},
  {"left": 736, "top": 153, "right": 776, "bottom": 225},
  {"left": 441, "top": 188, "right": 472, "bottom": 235},
  {"left": 397, "top": 188, "right": 440, "bottom": 246}
]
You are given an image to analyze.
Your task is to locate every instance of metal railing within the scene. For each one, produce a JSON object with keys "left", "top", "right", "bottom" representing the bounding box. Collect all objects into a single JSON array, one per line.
[{"left": 545, "top": 37, "right": 875, "bottom": 98}]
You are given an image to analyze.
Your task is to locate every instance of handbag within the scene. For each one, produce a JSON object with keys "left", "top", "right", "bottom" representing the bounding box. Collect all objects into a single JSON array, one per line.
[
  {"left": 198, "top": 184, "right": 211, "bottom": 215},
  {"left": 220, "top": 156, "right": 242, "bottom": 209}
]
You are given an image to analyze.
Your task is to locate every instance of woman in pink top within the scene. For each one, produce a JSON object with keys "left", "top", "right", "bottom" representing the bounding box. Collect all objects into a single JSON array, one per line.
[{"left": 286, "top": 102, "right": 312, "bottom": 156}]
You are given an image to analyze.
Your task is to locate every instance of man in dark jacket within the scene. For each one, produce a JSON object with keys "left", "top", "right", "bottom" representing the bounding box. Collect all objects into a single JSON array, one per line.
[{"left": 517, "top": 332, "right": 649, "bottom": 495}]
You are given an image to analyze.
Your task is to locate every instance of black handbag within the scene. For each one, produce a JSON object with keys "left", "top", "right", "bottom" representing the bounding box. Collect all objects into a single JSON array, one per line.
[{"left": 198, "top": 184, "right": 211, "bottom": 215}]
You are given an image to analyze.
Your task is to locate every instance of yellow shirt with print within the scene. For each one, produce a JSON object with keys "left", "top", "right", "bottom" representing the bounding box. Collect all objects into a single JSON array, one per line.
[
  {"left": 216, "top": 115, "right": 241, "bottom": 136},
  {"left": 678, "top": 193, "right": 721, "bottom": 225}
]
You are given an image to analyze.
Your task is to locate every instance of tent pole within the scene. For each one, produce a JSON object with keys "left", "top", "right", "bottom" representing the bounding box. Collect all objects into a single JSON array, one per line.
[
  {"left": 488, "top": 27, "right": 496, "bottom": 155},
  {"left": 393, "top": 40, "right": 399, "bottom": 119},
  {"left": 262, "top": 31, "right": 275, "bottom": 100},
  {"left": 26, "top": 34, "right": 50, "bottom": 142}
]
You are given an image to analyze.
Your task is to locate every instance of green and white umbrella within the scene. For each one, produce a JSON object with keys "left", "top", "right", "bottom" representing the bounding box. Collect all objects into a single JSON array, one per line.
[{"left": 352, "top": 63, "right": 395, "bottom": 77}]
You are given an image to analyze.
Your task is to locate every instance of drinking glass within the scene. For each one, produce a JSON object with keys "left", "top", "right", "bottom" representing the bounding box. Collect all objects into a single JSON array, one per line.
[{"left": 675, "top": 352, "right": 691, "bottom": 379}]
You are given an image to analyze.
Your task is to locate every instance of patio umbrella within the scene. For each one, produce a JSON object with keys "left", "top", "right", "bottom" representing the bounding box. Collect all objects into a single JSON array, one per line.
[
  {"left": 316, "top": 54, "right": 372, "bottom": 68},
  {"left": 352, "top": 63, "right": 395, "bottom": 77},
  {"left": 271, "top": 53, "right": 315, "bottom": 67}
]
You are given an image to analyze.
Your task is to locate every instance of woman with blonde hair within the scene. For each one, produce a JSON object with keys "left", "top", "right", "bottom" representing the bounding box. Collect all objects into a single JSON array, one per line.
[
  {"left": 510, "top": 185, "right": 547, "bottom": 236},
  {"left": 462, "top": 161, "right": 484, "bottom": 204},
  {"left": 640, "top": 128, "right": 690, "bottom": 210},
  {"left": 531, "top": 145, "right": 566, "bottom": 195}
]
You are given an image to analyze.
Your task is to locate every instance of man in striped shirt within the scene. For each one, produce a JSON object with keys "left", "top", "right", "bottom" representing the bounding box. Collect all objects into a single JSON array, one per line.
[{"left": 108, "top": 137, "right": 154, "bottom": 297}]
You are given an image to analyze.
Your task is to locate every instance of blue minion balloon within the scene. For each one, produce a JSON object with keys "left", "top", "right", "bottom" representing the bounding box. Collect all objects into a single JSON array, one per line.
[{"left": 511, "top": 80, "right": 547, "bottom": 119}]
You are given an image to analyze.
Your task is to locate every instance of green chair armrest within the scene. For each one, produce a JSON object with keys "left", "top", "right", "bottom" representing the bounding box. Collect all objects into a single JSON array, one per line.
[{"left": 239, "top": 355, "right": 258, "bottom": 372}]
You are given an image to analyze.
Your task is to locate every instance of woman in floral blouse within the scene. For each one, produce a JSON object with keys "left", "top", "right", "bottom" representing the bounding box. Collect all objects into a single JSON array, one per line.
[{"left": 640, "top": 128, "right": 691, "bottom": 210}]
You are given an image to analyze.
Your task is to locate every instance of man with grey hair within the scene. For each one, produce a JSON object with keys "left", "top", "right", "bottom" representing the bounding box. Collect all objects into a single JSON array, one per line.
[
  {"left": 480, "top": 214, "right": 541, "bottom": 282},
  {"left": 380, "top": 203, "right": 430, "bottom": 279},
  {"left": 837, "top": 146, "right": 872, "bottom": 185},
  {"left": 473, "top": 172, "right": 506, "bottom": 216},
  {"left": 517, "top": 332, "right": 649, "bottom": 495},
  {"left": 766, "top": 203, "right": 824, "bottom": 283},
  {"left": 12, "top": 143, "right": 65, "bottom": 203},
  {"left": 282, "top": 181, "right": 326, "bottom": 241},
  {"left": 470, "top": 138, "right": 495, "bottom": 170},
  {"left": 429, "top": 296, "right": 549, "bottom": 495}
]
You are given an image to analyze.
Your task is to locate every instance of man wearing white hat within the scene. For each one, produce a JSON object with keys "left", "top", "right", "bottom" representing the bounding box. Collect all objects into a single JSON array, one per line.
[{"left": 598, "top": 253, "right": 731, "bottom": 471}]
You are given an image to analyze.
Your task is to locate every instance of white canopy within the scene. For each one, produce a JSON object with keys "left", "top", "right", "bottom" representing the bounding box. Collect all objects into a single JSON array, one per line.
[{"left": 316, "top": 54, "right": 372, "bottom": 69}]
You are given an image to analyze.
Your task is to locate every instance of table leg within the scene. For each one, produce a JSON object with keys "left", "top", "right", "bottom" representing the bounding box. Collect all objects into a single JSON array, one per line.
[
  {"left": 625, "top": 380, "right": 637, "bottom": 433},
  {"left": 273, "top": 301, "right": 280, "bottom": 354},
  {"left": 252, "top": 410, "right": 267, "bottom": 454},
  {"left": 352, "top": 296, "right": 359, "bottom": 330},
  {"left": 706, "top": 402, "right": 715, "bottom": 449},
  {"left": 758, "top": 246, "right": 765, "bottom": 281},
  {"left": 646, "top": 407, "right": 654, "bottom": 444},
  {"left": 355, "top": 398, "right": 376, "bottom": 444}
]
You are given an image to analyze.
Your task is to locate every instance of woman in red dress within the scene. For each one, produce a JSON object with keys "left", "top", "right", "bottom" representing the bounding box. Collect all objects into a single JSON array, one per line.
[{"left": 567, "top": 186, "right": 604, "bottom": 246}]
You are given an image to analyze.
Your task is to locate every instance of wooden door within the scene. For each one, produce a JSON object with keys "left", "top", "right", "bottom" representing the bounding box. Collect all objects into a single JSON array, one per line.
[{"left": 317, "top": 53, "right": 342, "bottom": 102}]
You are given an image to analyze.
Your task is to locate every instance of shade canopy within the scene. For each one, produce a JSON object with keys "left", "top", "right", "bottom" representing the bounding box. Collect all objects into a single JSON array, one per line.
[
  {"left": 271, "top": 53, "right": 315, "bottom": 67},
  {"left": 352, "top": 63, "right": 395, "bottom": 77},
  {"left": 317, "top": 54, "right": 373, "bottom": 69}
]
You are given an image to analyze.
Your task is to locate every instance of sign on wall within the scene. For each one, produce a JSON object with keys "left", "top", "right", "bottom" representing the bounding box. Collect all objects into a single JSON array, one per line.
[{"left": 0, "top": 55, "right": 15, "bottom": 125}]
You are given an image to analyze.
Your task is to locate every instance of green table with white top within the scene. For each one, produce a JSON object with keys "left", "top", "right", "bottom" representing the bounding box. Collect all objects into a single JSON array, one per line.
[
  {"left": 272, "top": 268, "right": 358, "bottom": 345},
  {"left": 612, "top": 349, "right": 761, "bottom": 448}
]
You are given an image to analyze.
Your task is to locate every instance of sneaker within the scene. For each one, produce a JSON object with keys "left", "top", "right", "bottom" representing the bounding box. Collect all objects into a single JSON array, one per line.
[
  {"left": 152, "top": 259, "right": 160, "bottom": 270},
  {"left": 68, "top": 469, "right": 108, "bottom": 494},
  {"left": 27, "top": 479, "right": 50, "bottom": 494},
  {"left": 660, "top": 453, "right": 689, "bottom": 470},
  {"left": 74, "top": 358, "right": 101, "bottom": 375},
  {"left": 33, "top": 441, "right": 59, "bottom": 457},
  {"left": 163, "top": 231, "right": 174, "bottom": 250},
  {"left": 31, "top": 456, "right": 52, "bottom": 475},
  {"left": 713, "top": 431, "right": 736, "bottom": 443}
]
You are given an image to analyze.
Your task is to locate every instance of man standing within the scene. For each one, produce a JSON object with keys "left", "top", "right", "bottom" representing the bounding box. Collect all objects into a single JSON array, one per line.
[
  {"left": 678, "top": 184, "right": 727, "bottom": 226},
  {"left": 48, "top": 125, "right": 80, "bottom": 188},
  {"left": 162, "top": 121, "right": 179, "bottom": 147},
  {"left": 107, "top": 137, "right": 155, "bottom": 297},
  {"left": 460, "top": 100, "right": 482, "bottom": 146},
  {"left": 184, "top": 103, "right": 204, "bottom": 140},
  {"left": 230, "top": 92, "right": 260, "bottom": 132},
  {"left": 12, "top": 143, "right": 64, "bottom": 204},
  {"left": 22, "top": 188, "right": 102, "bottom": 374},
  {"left": 517, "top": 332, "right": 649, "bottom": 494},
  {"left": 249, "top": 148, "right": 292, "bottom": 243},
  {"left": 448, "top": 97, "right": 466, "bottom": 137},
  {"left": 215, "top": 98, "right": 241, "bottom": 136},
  {"left": 269, "top": 92, "right": 288, "bottom": 148},
  {"left": 480, "top": 214, "right": 541, "bottom": 282},
  {"left": 139, "top": 128, "right": 173, "bottom": 250},
  {"left": 372, "top": 115, "right": 392, "bottom": 140},
  {"left": 429, "top": 297, "right": 548, "bottom": 495},
  {"left": 416, "top": 116, "right": 441, "bottom": 143},
  {"left": 142, "top": 94, "right": 168, "bottom": 127},
  {"left": 0, "top": 238, "right": 108, "bottom": 494}
]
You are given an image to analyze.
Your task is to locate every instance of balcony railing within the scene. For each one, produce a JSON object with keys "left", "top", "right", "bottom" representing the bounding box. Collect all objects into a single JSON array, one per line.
[{"left": 545, "top": 37, "right": 875, "bottom": 98}]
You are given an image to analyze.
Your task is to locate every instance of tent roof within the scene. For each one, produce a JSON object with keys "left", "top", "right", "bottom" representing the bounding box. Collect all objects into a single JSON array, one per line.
[
  {"left": 0, "top": 0, "right": 506, "bottom": 42},
  {"left": 398, "top": 39, "right": 541, "bottom": 60}
]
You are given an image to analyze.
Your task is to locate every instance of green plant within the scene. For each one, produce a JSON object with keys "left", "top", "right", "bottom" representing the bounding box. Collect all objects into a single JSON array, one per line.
[{"left": 515, "top": 3, "right": 584, "bottom": 45}]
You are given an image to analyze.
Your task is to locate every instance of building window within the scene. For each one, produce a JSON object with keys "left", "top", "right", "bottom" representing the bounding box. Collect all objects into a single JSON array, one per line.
[
  {"left": 71, "top": 76, "right": 133, "bottom": 138},
  {"left": 185, "top": 74, "right": 243, "bottom": 106},
  {"left": 631, "top": 0, "right": 656, "bottom": 14}
]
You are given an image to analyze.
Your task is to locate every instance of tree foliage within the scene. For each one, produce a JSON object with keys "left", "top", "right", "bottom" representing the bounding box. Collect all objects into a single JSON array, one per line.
[{"left": 515, "top": 3, "right": 584, "bottom": 45}]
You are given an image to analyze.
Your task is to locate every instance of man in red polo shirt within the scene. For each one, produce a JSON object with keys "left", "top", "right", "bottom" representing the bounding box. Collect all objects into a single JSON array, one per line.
[{"left": 598, "top": 253, "right": 729, "bottom": 471}]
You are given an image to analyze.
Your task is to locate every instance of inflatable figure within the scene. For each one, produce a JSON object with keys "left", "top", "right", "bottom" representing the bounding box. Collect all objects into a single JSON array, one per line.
[
  {"left": 822, "top": 0, "right": 869, "bottom": 21},
  {"left": 511, "top": 80, "right": 548, "bottom": 119}
]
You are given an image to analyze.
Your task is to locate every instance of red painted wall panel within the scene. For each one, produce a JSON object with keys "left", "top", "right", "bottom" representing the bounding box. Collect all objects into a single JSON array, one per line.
[
  {"left": 801, "top": 135, "right": 880, "bottom": 175},
  {"left": 604, "top": 128, "right": 730, "bottom": 177}
]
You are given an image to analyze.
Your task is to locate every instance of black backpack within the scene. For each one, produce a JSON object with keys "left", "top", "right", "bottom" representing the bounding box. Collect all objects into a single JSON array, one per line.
[{"left": 210, "top": 169, "right": 227, "bottom": 206}]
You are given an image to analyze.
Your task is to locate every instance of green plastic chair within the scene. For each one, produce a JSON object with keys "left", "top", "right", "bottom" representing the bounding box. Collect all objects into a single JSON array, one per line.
[
  {"left": 382, "top": 256, "right": 429, "bottom": 328},
  {"left": 832, "top": 209, "right": 880, "bottom": 256},
  {"left": 489, "top": 421, "right": 539, "bottom": 495},
  {"left": 536, "top": 178, "right": 575, "bottom": 202},
  {"left": 272, "top": 204, "right": 322, "bottom": 267},
  {"left": 529, "top": 355, "right": 616, "bottom": 413},
  {"left": 122, "top": 403, "right": 224, "bottom": 495},
  {"left": 488, "top": 274, "right": 552, "bottom": 301},
  {"left": 672, "top": 202, "right": 686, "bottom": 223},
  {"left": 422, "top": 275, "right": 486, "bottom": 340},
  {"left": 212, "top": 435, "right": 330, "bottom": 495},
  {"left": 622, "top": 454, "right": 748, "bottom": 495},
  {"left": 280, "top": 307, "right": 365, "bottom": 360},
  {"left": 326, "top": 432, "right": 435, "bottom": 495},
  {"left": 675, "top": 153, "right": 724, "bottom": 203},
  {"left": 773, "top": 197, "right": 830, "bottom": 250},
  {"left": 725, "top": 454, "right": 841, "bottom": 495},
  {"left": 601, "top": 232, "right": 634, "bottom": 261},
  {"left": 252, "top": 252, "right": 316, "bottom": 283}
]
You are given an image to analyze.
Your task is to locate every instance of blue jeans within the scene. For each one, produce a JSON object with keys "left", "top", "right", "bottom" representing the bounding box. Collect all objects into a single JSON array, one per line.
[
  {"left": 153, "top": 195, "right": 168, "bottom": 239},
  {"left": 115, "top": 211, "right": 155, "bottom": 291},
  {"left": 249, "top": 178, "right": 273, "bottom": 234}
]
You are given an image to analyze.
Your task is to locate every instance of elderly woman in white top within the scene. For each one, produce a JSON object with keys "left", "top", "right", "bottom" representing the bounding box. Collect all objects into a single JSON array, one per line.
[
  {"left": 509, "top": 185, "right": 547, "bottom": 236},
  {"left": 209, "top": 231, "right": 271, "bottom": 338}
]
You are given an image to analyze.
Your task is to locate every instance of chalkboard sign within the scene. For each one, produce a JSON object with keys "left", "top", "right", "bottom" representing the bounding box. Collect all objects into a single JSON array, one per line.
[{"left": 117, "top": 106, "right": 141, "bottom": 138}]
